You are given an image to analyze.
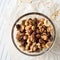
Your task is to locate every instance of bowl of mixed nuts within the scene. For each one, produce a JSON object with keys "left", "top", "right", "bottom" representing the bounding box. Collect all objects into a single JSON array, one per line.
[{"left": 12, "top": 12, "right": 56, "bottom": 56}]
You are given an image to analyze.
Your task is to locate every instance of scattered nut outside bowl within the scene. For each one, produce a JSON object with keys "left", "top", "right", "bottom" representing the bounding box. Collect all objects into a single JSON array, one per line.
[{"left": 12, "top": 12, "right": 56, "bottom": 56}]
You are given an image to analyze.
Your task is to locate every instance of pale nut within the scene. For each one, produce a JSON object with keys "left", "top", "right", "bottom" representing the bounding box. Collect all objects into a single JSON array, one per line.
[
  {"left": 42, "top": 44, "right": 47, "bottom": 49},
  {"left": 31, "top": 26, "right": 35, "bottom": 31},
  {"left": 20, "top": 25, "right": 25, "bottom": 32},
  {"left": 25, "top": 25, "right": 32, "bottom": 30},
  {"left": 27, "top": 39, "right": 31, "bottom": 43},
  {"left": 41, "top": 35, "right": 48, "bottom": 40},
  {"left": 36, "top": 43, "right": 41, "bottom": 49},
  {"left": 32, "top": 42, "right": 36, "bottom": 46},
  {"left": 47, "top": 26, "right": 51, "bottom": 32},
  {"left": 25, "top": 44, "right": 29, "bottom": 50},
  {"left": 23, "top": 35, "right": 28, "bottom": 40},
  {"left": 45, "top": 41, "right": 52, "bottom": 48},
  {"left": 33, "top": 46, "right": 37, "bottom": 51},
  {"left": 25, "top": 20, "right": 29, "bottom": 26}
]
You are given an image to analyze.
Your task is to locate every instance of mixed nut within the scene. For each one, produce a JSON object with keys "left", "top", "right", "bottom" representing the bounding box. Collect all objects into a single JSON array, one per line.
[{"left": 16, "top": 18, "right": 53, "bottom": 52}]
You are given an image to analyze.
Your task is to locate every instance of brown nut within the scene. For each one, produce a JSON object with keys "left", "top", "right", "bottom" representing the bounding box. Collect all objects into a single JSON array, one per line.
[
  {"left": 39, "top": 39, "right": 44, "bottom": 44},
  {"left": 16, "top": 24, "right": 20, "bottom": 30},
  {"left": 36, "top": 34, "right": 40, "bottom": 38},
  {"left": 40, "top": 18, "right": 44, "bottom": 23}
]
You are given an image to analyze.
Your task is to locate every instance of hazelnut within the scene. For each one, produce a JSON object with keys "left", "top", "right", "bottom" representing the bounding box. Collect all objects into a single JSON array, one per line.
[
  {"left": 27, "top": 39, "right": 30, "bottom": 43},
  {"left": 39, "top": 39, "right": 44, "bottom": 44},
  {"left": 42, "top": 44, "right": 47, "bottom": 49},
  {"left": 22, "top": 20, "right": 26, "bottom": 25},
  {"left": 16, "top": 24, "right": 20, "bottom": 30},
  {"left": 25, "top": 25, "right": 32, "bottom": 30},
  {"left": 29, "top": 35, "right": 35, "bottom": 42},
  {"left": 40, "top": 18, "right": 44, "bottom": 23}
]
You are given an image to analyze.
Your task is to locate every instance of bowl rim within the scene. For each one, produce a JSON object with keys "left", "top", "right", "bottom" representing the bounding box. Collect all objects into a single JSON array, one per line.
[{"left": 11, "top": 12, "right": 56, "bottom": 56}]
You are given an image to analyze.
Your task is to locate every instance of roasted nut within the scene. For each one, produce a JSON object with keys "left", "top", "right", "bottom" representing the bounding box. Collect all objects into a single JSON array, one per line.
[
  {"left": 36, "top": 34, "right": 40, "bottom": 38},
  {"left": 41, "top": 35, "right": 48, "bottom": 40},
  {"left": 27, "top": 39, "right": 31, "bottom": 43},
  {"left": 25, "top": 20, "right": 29, "bottom": 26},
  {"left": 25, "top": 44, "right": 30, "bottom": 50},
  {"left": 23, "top": 35, "right": 28, "bottom": 40},
  {"left": 45, "top": 41, "right": 52, "bottom": 48},
  {"left": 20, "top": 25, "right": 25, "bottom": 32},
  {"left": 22, "top": 20, "right": 26, "bottom": 25},
  {"left": 29, "top": 20, "right": 33, "bottom": 25},
  {"left": 32, "top": 31, "right": 36, "bottom": 35},
  {"left": 16, "top": 17, "right": 54, "bottom": 52},
  {"left": 32, "top": 42, "right": 36, "bottom": 46},
  {"left": 42, "top": 44, "right": 47, "bottom": 49},
  {"left": 16, "top": 32, "right": 20, "bottom": 40},
  {"left": 33, "top": 18, "right": 37, "bottom": 23},
  {"left": 31, "top": 26, "right": 35, "bottom": 31},
  {"left": 25, "top": 25, "right": 32, "bottom": 30},
  {"left": 39, "top": 39, "right": 44, "bottom": 44},
  {"left": 36, "top": 29, "right": 40, "bottom": 34},
  {"left": 16, "top": 24, "right": 20, "bottom": 30},
  {"left": 33, "top": 46, "right": 37, "bottom": 51},
  {"left": 40, "top": 18, "right": 45, "bottom": 23},
  {"left": 47, "top": 26, "right": 51, "bottom": 32},
  {"left": 36, "top": 43, "right": 41, "bottom": 49}
]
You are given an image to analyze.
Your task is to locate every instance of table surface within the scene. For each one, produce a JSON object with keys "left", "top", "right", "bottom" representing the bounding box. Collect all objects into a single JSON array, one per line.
[{"left": 0, "top": 0, "right": 60, "bottom": 60}]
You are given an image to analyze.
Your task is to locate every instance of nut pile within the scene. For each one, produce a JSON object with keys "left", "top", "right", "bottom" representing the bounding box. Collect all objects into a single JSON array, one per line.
[{"left": 16, "top": 18, "right": 53, "bottom": 52}]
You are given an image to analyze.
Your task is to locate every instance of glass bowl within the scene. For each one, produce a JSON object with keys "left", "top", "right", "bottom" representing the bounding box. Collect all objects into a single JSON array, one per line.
[{"left": 11, "top": 12, "right": 56, "bottom": 56}]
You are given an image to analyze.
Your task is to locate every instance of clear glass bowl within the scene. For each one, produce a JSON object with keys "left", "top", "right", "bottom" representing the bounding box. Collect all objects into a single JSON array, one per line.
[{"left": 11, "top": 12, "right": 56, "bottom": 56}]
